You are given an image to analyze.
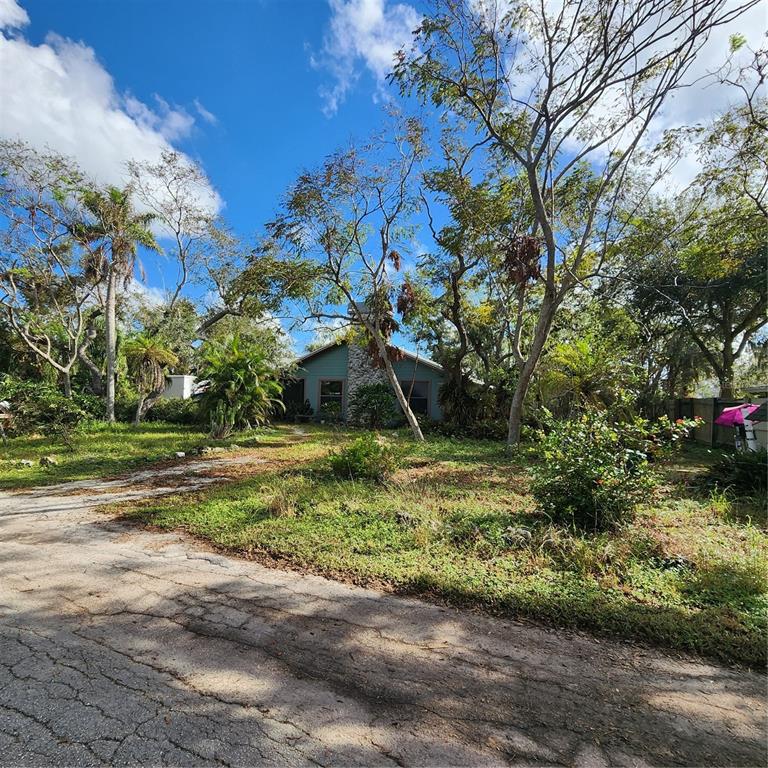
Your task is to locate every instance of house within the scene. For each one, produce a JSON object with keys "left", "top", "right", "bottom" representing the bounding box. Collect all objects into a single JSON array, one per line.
[{"left": 283, "top": 341, "right": 446, "bottom": 421}]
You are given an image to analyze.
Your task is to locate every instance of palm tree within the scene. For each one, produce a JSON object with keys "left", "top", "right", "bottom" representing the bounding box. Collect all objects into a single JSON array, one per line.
[
  {"left": 199, "top": 334, "right": 284, "bottom": 438},
  {"left": 74, "top": 187, "right": 159, "bottom": 421},
  {"left": 124, "top": 334, "right": 178, "bottom": 426}
]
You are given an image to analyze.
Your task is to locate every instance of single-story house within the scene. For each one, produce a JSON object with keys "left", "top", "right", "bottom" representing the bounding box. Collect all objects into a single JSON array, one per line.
[{"left": 283, "top": 341, "right": 446, "bottom": 421}]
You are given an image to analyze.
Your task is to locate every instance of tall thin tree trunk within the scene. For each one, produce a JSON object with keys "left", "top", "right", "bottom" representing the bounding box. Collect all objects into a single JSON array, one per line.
[
  {"left": 506, "top": 299, "right": 556, "bottom": 448},
  {"left": 372, "top": 334, "right": 424, "bottom": 442},
  {"left": 104, "top": 269, "right": 117, "bottom": 423},
  {"left": 62, "top": 372, "right": 72, "bottom": 398}
]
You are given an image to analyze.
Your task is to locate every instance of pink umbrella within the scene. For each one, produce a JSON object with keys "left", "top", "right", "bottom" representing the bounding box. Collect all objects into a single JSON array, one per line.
[{"left": 714, "top": 403, "right": 760, "bottom": 427}]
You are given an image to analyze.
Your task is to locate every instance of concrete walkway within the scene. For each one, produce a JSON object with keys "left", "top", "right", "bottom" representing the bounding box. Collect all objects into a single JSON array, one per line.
[{"left": 0, "top": 460, "right": 765, "bottom": 766}]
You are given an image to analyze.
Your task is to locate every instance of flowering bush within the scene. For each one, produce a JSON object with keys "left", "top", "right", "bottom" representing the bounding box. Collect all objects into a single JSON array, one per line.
[{"left": 531, "top": 411, "right": 700, "bottom": 532}]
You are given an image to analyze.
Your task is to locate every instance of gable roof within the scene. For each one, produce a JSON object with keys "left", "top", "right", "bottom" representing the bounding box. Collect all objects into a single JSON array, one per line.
[{"left": 297, "top": 341, "right": 445, "bottom": 374}]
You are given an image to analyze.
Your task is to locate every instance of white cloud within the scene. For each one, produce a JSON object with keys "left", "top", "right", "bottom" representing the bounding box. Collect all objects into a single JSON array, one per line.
[
  {"left": 0, "top": 2, "right": 221, "bottom": 214},
  {"left": 193, "top": 98, "right": 218, "bottom": 126},
  {"left": 468, "top": 0, "right": 766, "bottom": 193},
  {"left": 313, "top": 0, "right": 421, "bottom": 116},
  {"left": 0, "top": 0, "right": 27, "bottom": 30}
]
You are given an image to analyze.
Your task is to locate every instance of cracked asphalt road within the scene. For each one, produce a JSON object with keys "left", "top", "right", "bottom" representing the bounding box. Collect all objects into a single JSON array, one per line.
[{"left": 0, "top": 460, "right": 765, "bottom": 767}]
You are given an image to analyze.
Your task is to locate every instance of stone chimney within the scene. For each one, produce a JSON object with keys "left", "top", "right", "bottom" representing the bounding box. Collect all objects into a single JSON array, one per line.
[{"left": 347, "top": 342, "right": 389, "bottom": 424}]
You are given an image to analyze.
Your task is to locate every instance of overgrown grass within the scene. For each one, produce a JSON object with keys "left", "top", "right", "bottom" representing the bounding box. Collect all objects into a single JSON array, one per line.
[
  {"left": 115, "top": 424, "right": 768, "bottom": 668},
  {"left": 0, "top": 421, "right": 214, "bottom": 489}
]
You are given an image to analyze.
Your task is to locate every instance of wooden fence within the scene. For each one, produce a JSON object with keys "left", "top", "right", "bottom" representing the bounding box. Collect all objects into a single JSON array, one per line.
[{"left": 666, "top": 398, "right": 742, "bottom": 448}]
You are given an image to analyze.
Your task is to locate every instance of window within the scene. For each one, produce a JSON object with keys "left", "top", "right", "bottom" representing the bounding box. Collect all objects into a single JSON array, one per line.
[
  {"left": 399, "top": 380, "right": 429, "bottom": 416},
  {"left": 319, "top": 380, "right": 343, "bottom": 408}
]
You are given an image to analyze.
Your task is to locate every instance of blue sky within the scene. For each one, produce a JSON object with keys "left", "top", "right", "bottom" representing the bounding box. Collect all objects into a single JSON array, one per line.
[
  {"left": 1, "top": 0, "right": 427, "bottom": 351},
  {"left": 19, "top": 0, "right": 389, "bottom": 231}
]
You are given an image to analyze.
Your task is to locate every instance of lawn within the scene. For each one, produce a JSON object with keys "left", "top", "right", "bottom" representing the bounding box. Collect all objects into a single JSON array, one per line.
[
  {"left": 113, "top": 424, "right": 767, "bottom": 668},
  {"left": 0, "top": 421, "right": 214, "bottom": 489}
]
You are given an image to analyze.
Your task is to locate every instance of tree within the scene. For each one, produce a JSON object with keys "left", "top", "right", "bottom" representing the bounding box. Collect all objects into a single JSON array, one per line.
[
  {"left": 128, "top": 151, "right": 218, "bottom": 320},
  {"left": 0, "top": 141, "right": 101, "bottom": 395},
  {"left": 75, "top": 187, "right": 159, "bottom": 422},
  {"left": 408, "top": 131, "right": 535, "bottom": 424},
  {"left": 198, "top": 334, "right": 283, "bottom": 438},
  {"left": 264, "top": 123, "right": 428, "bottom": 440},
  {"left": 624, "top": 198, "right": 766, "bottom": 398},
  {"left": 393, "top": 0, "right": 758, "bottom": 446},
  {"left": 124, "top": 334, "right": 178, "bottom": 425}
]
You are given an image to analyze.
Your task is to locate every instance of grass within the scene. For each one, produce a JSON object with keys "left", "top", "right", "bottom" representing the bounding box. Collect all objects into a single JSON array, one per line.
[
  {"left": 0, "top": 421, "right": 215, "bottom": 489},
  {"left": 111, "top": 424, "right": 767, "bottom": 669}
]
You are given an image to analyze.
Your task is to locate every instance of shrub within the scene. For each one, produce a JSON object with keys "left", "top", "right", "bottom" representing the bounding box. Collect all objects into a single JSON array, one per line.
[
  {"left": 531, "top": 411, "right": 698, "bottom": 532},
  {"left": 285, "top": 399, "right": 313, "bottom": 421},
  {"left": 0, "top": 375, "right": 89, "bottom": 446},
  {"left": 208, "top": 402, "right": 238, "bottom": 440},
  {"left": 328, "top": 433, "right": 401, "bottom": 482},
  {"left": 708, "top": 449, "right": 768, "bottom": 495},
  {"left": 318, "top": 400, "right": 342, "bottom": 423},
  {"left": 144, "top": 398, "right": 202, "bottom": 425},
  {"left": 198, "top": 334, "right": 283, "bottom": 435},
  {"left": 349, "top": 383, "right": 397, "bottom": 428}
]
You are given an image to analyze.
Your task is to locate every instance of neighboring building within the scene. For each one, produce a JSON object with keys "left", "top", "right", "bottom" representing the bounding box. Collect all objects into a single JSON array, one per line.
[
  {"left": 162, "top": 374, "right": 197, "bottom": 400},
  {"left": 284, "top": 341, "right": 446, "bottom": 421}
]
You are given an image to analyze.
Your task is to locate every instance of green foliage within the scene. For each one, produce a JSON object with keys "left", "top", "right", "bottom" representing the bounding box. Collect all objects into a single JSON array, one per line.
[
  {"left": 284, "top": 399, "right": 313, "bottom": 420},
  {"left": 349, "top": 383, "right": 397, "bottom": 428},
  {"left": 144, "top": 398, "right": 202, "bottom": 425},
  {"left": 531, "top": 412, "right": 699, "bottom": 532},
  {"left": 318, "top": 400, "right": 342, "bottom": 423},
  {"left": 199, "top": 334, "right": 283, "bottom": 436},
  {"left": 328, "top": 432, "right": 401, "bottom": 482},
  {"left": 0, "top": 421, "right": 210, "bottom": 489},
  {"left": 0, "top": 375, "right": 89, "bottom": 446},
  {"left": 708, "top": 450, "right": 768, "bottom": 495},
  {"left": 537, "top": 335, "right": 639, "bottom": 417},
  {"left": 124, "top": 334, "right": 178, "bottom": 396}
]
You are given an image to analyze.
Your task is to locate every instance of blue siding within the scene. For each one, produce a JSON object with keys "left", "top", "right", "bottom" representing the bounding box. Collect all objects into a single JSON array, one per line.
[
  {"left": 295, "top": 344, "right": 349, "bottom": 417},
  {"left": 391, "top": 358, "right": 444, "bottom": 420},
  {"left": 294, "top": 344, "right": 445, "bottom": 421}
]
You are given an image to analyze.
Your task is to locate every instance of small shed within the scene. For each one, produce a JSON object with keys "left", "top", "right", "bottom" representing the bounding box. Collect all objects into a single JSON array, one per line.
[{"left": 162, "top": 375, "right": 197, "bottom": 400}]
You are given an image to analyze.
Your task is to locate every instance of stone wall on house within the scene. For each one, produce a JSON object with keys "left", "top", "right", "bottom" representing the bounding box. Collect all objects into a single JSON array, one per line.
[{"left": 346, "top": 343, "right": 389, "bottom": 424}]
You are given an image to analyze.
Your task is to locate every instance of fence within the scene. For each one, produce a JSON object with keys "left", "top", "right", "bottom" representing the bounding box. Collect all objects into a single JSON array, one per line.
[{"left": 667, "top": 398, "right": 742, "bottom": 448}]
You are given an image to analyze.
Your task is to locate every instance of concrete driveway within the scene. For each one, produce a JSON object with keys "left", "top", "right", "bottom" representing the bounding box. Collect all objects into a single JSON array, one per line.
[{"left": 0, "top": 461, "right": 765, "bottom": 767}]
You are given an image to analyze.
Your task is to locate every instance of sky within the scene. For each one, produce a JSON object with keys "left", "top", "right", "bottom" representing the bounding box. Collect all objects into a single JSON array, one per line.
[{"left": 0, "top": 0, "right": 764, "bottom": 353}]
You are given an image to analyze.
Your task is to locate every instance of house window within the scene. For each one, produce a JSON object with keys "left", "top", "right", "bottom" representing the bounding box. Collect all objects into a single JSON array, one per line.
[
  {"left": 399, "top": 380, "right": 429, "bottom": 416},
  {"left": 319, "top": 380, "right": 344, "bottom": 409}
]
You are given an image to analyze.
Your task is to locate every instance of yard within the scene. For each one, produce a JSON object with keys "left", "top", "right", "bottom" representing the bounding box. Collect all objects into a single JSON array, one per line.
[
  {"left": 0, "top": 422, "right": 216, "bottom": 489},
  {"left": 72, "top": 422, "right": 767, "bottom": 669}
]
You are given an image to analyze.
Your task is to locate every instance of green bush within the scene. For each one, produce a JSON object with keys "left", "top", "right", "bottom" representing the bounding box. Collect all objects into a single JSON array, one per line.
[
  {"left": 0, "top": 375, "right": 89, "bottom": 446},
  {"left": 318, "top": 400, "right": 342, "bottom": 423},
  {"left": 349, "top": 383, "right": 397, "bottom": 428},
  {"left": 198, "top": 334, "right": 283, "bottom": 435},
  {"left": 328, "top": 433, "right": 401, "bottom": 482},
  {"left": 144, "top": 398, "right": 202, "bottom": 425},
  {"left": 531, "top": 411, "right": 698, "bottom": 532},
  {"left": 708, "top": 449, "right": 768, "bottom": 495}
]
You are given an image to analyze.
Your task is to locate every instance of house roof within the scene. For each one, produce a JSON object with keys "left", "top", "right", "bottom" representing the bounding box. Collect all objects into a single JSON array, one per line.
[{"left": 296, "top": 341, "right": 445, "bottom": 374}]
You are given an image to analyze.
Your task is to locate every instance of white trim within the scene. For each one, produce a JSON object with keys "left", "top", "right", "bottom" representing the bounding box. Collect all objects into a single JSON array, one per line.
[{"left": 297, "top": 342, "right": 445, "bottom": 374}]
